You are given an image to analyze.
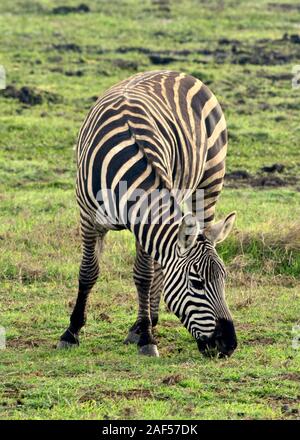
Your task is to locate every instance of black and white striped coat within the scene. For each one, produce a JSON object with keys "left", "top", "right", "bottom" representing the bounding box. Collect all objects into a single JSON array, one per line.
[{"left": 58, "top": 70, "right": 237, "bottom": 358}]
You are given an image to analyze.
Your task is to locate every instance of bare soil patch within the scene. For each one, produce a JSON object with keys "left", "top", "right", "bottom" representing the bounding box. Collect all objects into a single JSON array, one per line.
[
  {"left": 162, "top": 374, "right": 182, "bottom": 385},
  {"left": 53, "top": 43, "right": 82, "bottom": 53},
  {"left": 225, "top": 166, "right": 298, "bottom": 189},
  {"left": 268, "top": 3, "right": 300, "bottom": 12},
  {"left": 111, "top": 59, "right": 138, "bottom": 70},
  {"left": 115, "top": 34, "right": 300, "bottom": 66},
  {"left": 7, "top": 338, "right": 48, "bottom": 349},
  {"left": 78, "top": 387, "right": 162, "bottom": 403},
  {"left": 246, "top": 336, "right": 276, "bottom": 346},
  {"left": 52, "top": 4, "right": 90, "bottom": 15},
  {"left": 1, "top": 85, "right": 60, "bottom": 105}
]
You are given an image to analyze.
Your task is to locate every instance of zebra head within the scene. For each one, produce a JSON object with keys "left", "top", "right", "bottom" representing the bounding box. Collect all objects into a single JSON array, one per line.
[{"left": 163, "top": 212, "right": 237, "bottom": 358}]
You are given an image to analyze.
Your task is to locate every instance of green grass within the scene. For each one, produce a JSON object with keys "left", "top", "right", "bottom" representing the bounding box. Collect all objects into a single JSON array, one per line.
[{"left": 0, "top": 0, "right": 300, "bottom": 420}]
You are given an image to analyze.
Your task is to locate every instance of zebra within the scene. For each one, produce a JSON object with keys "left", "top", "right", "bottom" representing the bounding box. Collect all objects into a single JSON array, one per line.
[{"left": 57, "top": 70, "right": 237, "bottom": 358}]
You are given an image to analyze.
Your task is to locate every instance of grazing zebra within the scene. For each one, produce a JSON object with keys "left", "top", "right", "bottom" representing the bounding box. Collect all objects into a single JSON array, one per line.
[{"left": 58, "top": 70, "right": 237, "bottom": 357}]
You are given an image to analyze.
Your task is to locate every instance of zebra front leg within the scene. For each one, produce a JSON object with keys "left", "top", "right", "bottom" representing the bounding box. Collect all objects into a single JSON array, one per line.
[
  {"left": 150, "top": 261, "right": 163, "bottom": 329},
  {"left": 57, "top": 221, "right": 106, "bottom": 349}
]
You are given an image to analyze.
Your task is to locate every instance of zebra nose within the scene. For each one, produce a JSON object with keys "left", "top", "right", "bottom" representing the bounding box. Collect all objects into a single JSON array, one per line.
[{"left": 215, "top": 318, "right": 237, "bottom": 356}]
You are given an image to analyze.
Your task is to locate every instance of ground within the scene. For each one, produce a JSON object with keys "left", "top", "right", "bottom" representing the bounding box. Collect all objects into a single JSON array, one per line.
[{"left": 0, "top": 0, "right": 300, "bottom": 420}]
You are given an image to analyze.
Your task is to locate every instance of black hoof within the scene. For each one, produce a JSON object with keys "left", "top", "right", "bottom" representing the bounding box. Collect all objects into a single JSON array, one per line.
[
  {"left": 57, "top": 328, "right": 79, "bottom": 349},
  {"left": 138, "top": 344, "right": 159, "bottom": 357},
  {"left": 57, "top": 340, "right": 78, "bottom": 349},
  {"left": 124, "top": 330, "right": 140, "bottom": 344}
]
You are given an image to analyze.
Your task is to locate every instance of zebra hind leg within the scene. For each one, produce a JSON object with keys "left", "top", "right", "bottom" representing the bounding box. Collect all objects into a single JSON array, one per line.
[
  {"left": 57, "top": 219, "right": 106, "bottom": 349},
  {"left": 124, "top": 260, "right": 163, "bottom": 345},
  {"left": 124, "top": 243, "right": 159, "bottom": 356}
]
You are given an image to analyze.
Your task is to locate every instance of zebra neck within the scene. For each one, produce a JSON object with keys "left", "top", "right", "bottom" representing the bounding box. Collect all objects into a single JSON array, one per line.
[{"left": 127, "top": 188, "right": 182, "bottom": 267}]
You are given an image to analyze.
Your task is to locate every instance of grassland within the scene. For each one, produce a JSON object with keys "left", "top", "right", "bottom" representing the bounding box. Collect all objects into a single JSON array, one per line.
[{"left": 0, "top": 0, "right": 300, "bottom": 420}]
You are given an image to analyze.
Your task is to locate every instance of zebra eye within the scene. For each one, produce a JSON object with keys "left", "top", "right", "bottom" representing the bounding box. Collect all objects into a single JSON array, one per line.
[{"left": 190, "top": 278, "right": 205, "bottom": 291}]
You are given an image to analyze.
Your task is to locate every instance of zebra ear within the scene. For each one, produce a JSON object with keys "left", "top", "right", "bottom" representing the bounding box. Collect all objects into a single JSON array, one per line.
[
  {"left": 178, "top": 213, "right": 200, "bottom": 252},
  {"left": 204, "top": 212, "right": 236, "bottom": 246}
]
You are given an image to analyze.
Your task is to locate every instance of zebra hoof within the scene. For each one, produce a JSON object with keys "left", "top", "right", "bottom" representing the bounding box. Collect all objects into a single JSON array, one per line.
[
  {"left": 124, "top": 330, "right": 140, "bottom": 344},
  {"left": 56, "top": 340, "right": 78, "bottom": 350},
  {"left": 138, "top": 344, "right": 159, "bottom": 357},
  {"left": 57, "top": 328, "right": 79, "bottom": 349}
]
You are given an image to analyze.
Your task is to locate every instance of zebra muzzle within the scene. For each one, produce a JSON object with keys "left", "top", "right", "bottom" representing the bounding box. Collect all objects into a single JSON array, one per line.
[{"left": 197, "top": 318, "right": 237, "bottom": 358}]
